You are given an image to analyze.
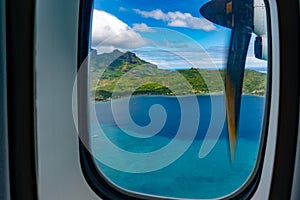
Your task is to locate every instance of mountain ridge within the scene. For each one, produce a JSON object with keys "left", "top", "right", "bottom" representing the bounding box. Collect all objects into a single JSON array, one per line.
[
  {"left": 91, "top": 49, "right": 157, "bottom": 71},
  {"left": 90, "top": 49, "right": 267, "bottom": 101}
]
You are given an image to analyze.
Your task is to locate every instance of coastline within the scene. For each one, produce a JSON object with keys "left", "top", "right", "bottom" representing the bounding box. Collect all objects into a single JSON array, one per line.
[{"left": 91, "top": 92, "right": 265, "bottom": 103}]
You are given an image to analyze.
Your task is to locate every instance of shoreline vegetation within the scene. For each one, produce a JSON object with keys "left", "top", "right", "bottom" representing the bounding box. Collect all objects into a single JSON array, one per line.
[{"left": 90, "top": 49, "right": 267, "bottom": 101}]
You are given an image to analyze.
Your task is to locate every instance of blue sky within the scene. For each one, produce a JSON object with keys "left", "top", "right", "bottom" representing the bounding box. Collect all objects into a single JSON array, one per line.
[{"left": 92, "top": 0, "right": 267, "bottom": 70}]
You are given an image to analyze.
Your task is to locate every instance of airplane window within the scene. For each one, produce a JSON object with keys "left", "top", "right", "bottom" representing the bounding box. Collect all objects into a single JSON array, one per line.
[{"left": 75, "top": 0, "right": 270, "bottom": 198}]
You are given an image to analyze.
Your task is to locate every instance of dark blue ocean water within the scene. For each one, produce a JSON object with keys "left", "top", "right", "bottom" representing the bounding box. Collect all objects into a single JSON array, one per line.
[{"left": 90, "top": 95, "right": 265, "bottom": 199}]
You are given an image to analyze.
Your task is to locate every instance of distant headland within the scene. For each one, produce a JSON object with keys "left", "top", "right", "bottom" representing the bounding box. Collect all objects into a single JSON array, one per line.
[{"left": 90, "top": 49, "right": 267, "bottom": 101}]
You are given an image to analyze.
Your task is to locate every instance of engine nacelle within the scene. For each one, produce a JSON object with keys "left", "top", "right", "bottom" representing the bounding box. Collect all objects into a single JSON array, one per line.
[
  {"left": 253, "top": 0, "right": 268, "bottom": 60},
  {"left": 254, "top": 35, "right": 268, "bottom": 60},
  {"left": 253, "top": 0, "right": 267, "bottom": 35}
]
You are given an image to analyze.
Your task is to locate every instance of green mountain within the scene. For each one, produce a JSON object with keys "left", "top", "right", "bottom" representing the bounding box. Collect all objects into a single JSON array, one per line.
[
  {"left": 91, "top": 49, "right": 158, "bottom": 80},
  {"left": 90, "top": 50, "right": 267, "bottom": 101},
  {"left": 90, "top": 49, "right": 123, "bottom": 69},
  {"left": 91, "top": 49, "right": 157, "bottom": 70},
  {"left": 108, "top": 51, "right": 155, "bottom": 69}
]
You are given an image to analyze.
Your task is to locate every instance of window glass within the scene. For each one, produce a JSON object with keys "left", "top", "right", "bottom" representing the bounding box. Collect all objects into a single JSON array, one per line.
[{"left": 83, "top": 0, "right": 269, "bottom": 198}]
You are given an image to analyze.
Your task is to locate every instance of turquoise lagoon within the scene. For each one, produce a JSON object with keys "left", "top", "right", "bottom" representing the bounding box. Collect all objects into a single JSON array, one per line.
[{"left": 90, "top": 95, "right": 265, "bottom": 199}]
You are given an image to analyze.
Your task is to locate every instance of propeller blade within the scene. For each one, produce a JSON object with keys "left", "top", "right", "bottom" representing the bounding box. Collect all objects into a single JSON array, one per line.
[
  {"left": 200, "top": 0, "right": 254, "bottom": 161},
  {"left": 225, "top": 0, "right": 253, "bottom": 162},
  {"left": 226, "top": 28, "right": 251, "bottom": 161}
]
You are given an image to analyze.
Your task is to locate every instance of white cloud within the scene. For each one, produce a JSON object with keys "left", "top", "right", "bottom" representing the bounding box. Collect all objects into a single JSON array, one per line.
[
  {"left": 132, "top": 23, "right": 155, "bottom": 32},
  {"left": 133, "top": 48, "right": 219, "bottom": 70},
  {"left": 119, "top": 7, "right": 127, "bottom": 12},
  {"left": 134, "top": 9, "right": 168, "bottom": 21},
  {"left": 205, "top": 41, "right": 268, "bottom": 70},
  {"left": 133, "top": 40, "right": 268, "bottom": 70},
  {"left": 91, "top": 10, "right": 147, "bottom": 53},
  {"left": 134, "top": 9, "right": 216, "bottom": 31}
]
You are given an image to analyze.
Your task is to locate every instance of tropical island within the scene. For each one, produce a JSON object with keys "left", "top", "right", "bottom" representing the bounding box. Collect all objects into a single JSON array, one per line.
[{"left": 90, "top": 49, "right": 267, "bottom": 101}]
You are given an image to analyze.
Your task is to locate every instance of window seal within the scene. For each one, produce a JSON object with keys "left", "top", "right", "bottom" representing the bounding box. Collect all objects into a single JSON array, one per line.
[{"left": 77, "top": 0, "right": 274, "bottom": 199}]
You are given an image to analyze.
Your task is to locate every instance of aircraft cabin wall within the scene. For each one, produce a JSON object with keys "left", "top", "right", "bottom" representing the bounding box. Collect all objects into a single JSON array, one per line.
[{"left": 35, "top": 0, "right": 99, "bottom": 199}]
